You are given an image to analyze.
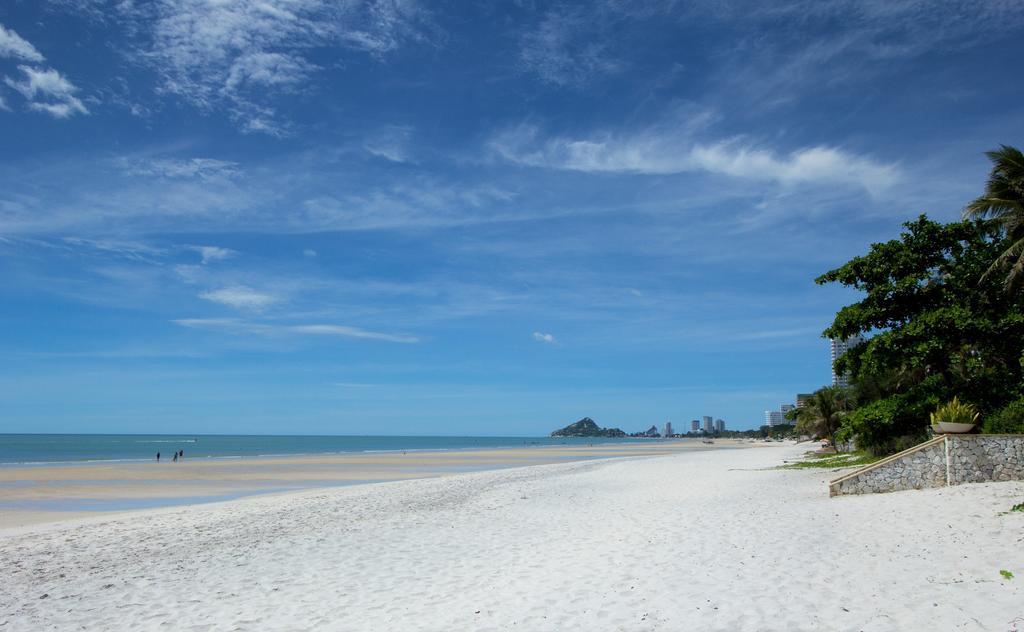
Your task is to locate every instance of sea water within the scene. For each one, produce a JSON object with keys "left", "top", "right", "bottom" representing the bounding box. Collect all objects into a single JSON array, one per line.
[{"left": 0, "top": 434, "right": 648, "bottom": 465}]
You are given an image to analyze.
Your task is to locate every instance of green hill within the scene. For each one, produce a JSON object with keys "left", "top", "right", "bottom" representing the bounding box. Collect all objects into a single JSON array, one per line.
[{"left": 550, "top": 417, "right": 626, "bottom": 438}]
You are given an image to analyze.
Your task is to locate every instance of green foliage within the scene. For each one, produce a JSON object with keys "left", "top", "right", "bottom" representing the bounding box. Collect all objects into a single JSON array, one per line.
[
  {"left": 780, "top": 452, "right": 881, "bottom": 470},
  {"left": 791, "top": 386, "right": 849, "bottom": 448},
  {"left": 1000, "top": 570, "right": 1014, "bottom": 580},
  {"left": 817, "top": 212, "right": 1024, "bottom": 453},
  {"left": 930, "top": 397, "right": 980, "bottom": 426},
  {"left": 963, "top": 145, "right": 1024, "bottom": 291},
  {"left": 1011, "top": 502, "right": 1024, "bottom": 512},
  {"left": 982, "top": 397, "right": 1024, "bottom": 434},
  {"left": 838, "top": 394, "right": 931, "bottom": 455},
  {"left": 815, "top": 148, "right": 1024, "bottom": 454}
]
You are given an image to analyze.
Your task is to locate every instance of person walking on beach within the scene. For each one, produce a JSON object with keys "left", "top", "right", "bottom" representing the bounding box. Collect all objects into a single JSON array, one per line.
[
  {"left": 173, "top": 452, "right": 177, "bottom": 463},
  {"left": 156, "top": 452, "right": 160, "bottom": 462},
  {"left": 179, "top": 449, "right": 184, "bottom": 459}
]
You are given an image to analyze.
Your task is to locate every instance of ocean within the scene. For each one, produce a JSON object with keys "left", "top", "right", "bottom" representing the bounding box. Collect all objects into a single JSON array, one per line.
[{"left": 0, "top": 434, "right": 649, "bottom": 465}]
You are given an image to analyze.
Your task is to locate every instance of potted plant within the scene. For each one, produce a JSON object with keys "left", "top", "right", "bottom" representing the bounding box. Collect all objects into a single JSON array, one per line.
[{"left": 930, "top": 397, "right": 980, "bottom": 434}]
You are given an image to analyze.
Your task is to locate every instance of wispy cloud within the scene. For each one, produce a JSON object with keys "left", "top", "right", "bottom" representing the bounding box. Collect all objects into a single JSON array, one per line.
[
  {"left": 490, "top": 117, "right": 900, "bottom": 195},
  {"left": 364, "top": 125, "right": 415, "bottom": 163},
  {"left": 695, "top": 0, "right": 1024, "bottom": 106},
  {"left": 199, "top": 285, "right": 279, "bottom": 311},
  {"left": 62, "top": 237, "right": 166, "bottom": 262},
  {"left": 122, "top": 157, "right": 241, "bottom": 180},
  {"left": 187, "top": 245, "right": 237, "bottom": 264},
  {"left": 532, "top": 331, "right": 557, "bottom": 344},
  {"left": 173, "top": 317, "right": 419, "bottom": 343},
  {"left": 518, "top": 7, "right": 622, "bottom": 87},
  {"left": 0, "top": 23, "right": 45, "bottom": 62},
  {"left": 1, "top": 23, "right": 88, "bottom": 117},
  {"left": 136, "top": 0, "right": 433, "bottom": 134},
  {"left": 290, "top": 324, "right": 419, "bottom": 343},
  {"left": 3, "top": 65, "right": 88, "bottom": 118}
]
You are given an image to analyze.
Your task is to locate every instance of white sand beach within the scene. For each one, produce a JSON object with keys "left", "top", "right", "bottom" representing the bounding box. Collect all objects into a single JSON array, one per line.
[{"left": 2, "top": 442, "right": 1022, "bottom": 631}]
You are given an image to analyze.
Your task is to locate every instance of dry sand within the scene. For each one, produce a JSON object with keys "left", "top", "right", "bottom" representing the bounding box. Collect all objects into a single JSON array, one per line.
[{"left": 2, "top": 442, "right": 1022, "bottom": 631}]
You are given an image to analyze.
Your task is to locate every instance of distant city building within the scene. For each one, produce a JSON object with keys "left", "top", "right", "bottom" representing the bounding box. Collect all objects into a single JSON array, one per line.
[
  {"left": 714, "top": 419, "right": 725, "bottom": 433},
  {"left": 691, "top": 419, "right": 700, "bottom": 433},
  {"left": 663, "top": 421, "right": 673, "bottom": 437},
  {"left": 830, "top": 335, "right": 864, "bottom": 388},
  {"left": 796, "top": 394, "right": 812, "bottom": 408},
  {"left": 764, "top": 410, "right": 787, "bottom": 427},
  {"left": 702, "top": 416, "right": 713, "bottom": 433}
]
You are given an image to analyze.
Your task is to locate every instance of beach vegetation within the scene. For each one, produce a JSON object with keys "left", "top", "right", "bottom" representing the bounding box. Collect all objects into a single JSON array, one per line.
[
  {"left": 780, "top": 452, "right": 880, "bottom": 470},
  {"left": 999, "top": 569, "right": 1014, "bottom": 580},
  {"left": 962, "top": 145, "right": 1024, "bottom": 291},
  {"left": 982, "top": 397, "right": 1024, "bottom": 434},
  {"left": 790, "top": 386, "right": 849, "bottom": 450},
  {"left": 817, "top": 145, "right": 1024, "bottom": 455}
]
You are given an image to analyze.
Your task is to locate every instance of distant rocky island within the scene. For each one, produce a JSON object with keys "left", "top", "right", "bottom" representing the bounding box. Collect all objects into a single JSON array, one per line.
[{"left": 550, "top": 417, "right": 626, "bottom": 438}]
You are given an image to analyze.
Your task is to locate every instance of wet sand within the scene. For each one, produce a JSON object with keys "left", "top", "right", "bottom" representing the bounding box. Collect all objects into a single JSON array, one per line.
[{"left": 0, "top": 439, "right": 742, "bottom": 529}]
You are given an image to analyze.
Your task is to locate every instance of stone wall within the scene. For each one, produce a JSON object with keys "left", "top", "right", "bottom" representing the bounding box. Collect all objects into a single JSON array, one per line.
[
  {"left": 829, "top": 437, "right": 946, "bottom": 496},
  {"left": 947, "top": 435, "right": 1024, "bottom": 485},
  {"left": 829, "top": 434, "right": 1024, "bottom": 496}
]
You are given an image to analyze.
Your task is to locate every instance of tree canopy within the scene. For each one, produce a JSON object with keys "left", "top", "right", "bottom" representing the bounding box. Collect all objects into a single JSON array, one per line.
[
  {"left": 963, "top": 145, "right": 1024, "bottom": 290},
  {"left": 816, "top": 193, "right": 1024, "bottom": 452}
]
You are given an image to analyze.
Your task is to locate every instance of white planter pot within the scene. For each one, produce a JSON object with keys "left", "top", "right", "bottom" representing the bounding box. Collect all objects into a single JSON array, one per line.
[{"left": 936, "top": 422, "right": 976, "bottom": 434}]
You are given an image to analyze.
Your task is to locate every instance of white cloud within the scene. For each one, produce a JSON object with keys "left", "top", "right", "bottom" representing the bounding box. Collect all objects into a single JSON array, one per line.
[
  {"left": 199, "top": 285, "right": 278, "bottom": 311},
  {"left": 303, "top": 248, "right": 318, "bottom": 258},
  {"left": 533, "top": 331, "right": 557, "bottom": 344},
  {"left": 290, "top": 324, "right": 419, "bottom": 343},
  {"left": 225, "top": 52, "right": 315, "bottom": 92},
  {"left": 364, "top": 125, "right": 414, "bottom": 163},
  {"left": 690, "top": 142, "right": 900, "bottom": 194},
  {"left": 122, "top": 158, "right": 240, "bottom": 180},
  {"left": 141, "top": 0, "right": 431, "bottom": 134},
  {"left": 519, "top": 8, "right": 622, "bottom": 87},
  {"left": 62, "top": 237, "right": 165, "bottom": 261},
  {"left": 490, "top": 119, "right": 900, "bottom": 195},
  {"left": 4, "top": 65, "right": 88, "bottom": 118},
  {"left": 0, "top": 24, "right": 45, "bottom": 62},
  {"left": 172, "top": 317, "right": 418, "bottom": 343},
  {"left": 187, "top": 245, "right": 237, "bottom": 264}
]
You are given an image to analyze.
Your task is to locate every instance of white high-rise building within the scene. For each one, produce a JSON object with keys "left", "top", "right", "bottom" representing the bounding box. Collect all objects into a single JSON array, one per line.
[
  {"left": 714, "top": 419, "right": 725, "bottom": 433},
  {"left": 691, "top": 419, "right": 700, "bottom": 433},
  {"left": 764, "top": 410, "right": 786, "bottom": 427},
  {"left": 663, "top": 421, "right": 673, "bottom": 437},
  {"left": 830, "top": 335, "right": 864, "bottom": 388},
  {"left": 702, "top": 416, "right": 713, "bottom": 433}
]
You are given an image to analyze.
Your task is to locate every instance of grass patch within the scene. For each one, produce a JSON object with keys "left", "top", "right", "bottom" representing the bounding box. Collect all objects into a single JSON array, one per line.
[
  {"left": 1000, "top": 570, "right": 1014, "bottom": 580},
  {"left": 1000, "top": 502, "right": 1024, "bottom": 516},
  {"left": 780, "top": 452, "right": 882, "bottom": 470}
]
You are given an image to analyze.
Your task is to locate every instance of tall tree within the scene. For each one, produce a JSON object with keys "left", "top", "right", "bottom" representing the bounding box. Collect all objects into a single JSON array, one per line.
[
  {"left": 963, "top": 145, "right": 1024, "bottom": 290},
  {"left": 793, "top": 386, "right": 848, "bottom": 450},
  {"left": 817, "top": 216, "right": 1024, "bottom": 451}
]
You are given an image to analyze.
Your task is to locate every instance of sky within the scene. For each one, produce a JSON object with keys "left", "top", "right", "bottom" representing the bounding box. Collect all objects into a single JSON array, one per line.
[{"left": 1, "top": 0, "right": 1023, "bottom": 435}]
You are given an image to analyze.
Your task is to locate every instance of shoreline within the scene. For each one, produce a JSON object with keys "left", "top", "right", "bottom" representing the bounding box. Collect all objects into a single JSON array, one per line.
[
  {"left": 3, "top": 441, "right": 1020, "bottom": 631},
  {"left": 0, "top": 438, "right": 752, "bottom": 530},
  {"left": 0, "top": 436, "right": 714, "bottom": 468},
  {"left": 0, "top": 433, "right": 687, "bottom": 467}
]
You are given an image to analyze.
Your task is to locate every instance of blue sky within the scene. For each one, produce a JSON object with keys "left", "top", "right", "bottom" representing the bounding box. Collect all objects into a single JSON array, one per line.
[{"left": 1, "top": 1, "right": 1022, "bottom": 435}]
